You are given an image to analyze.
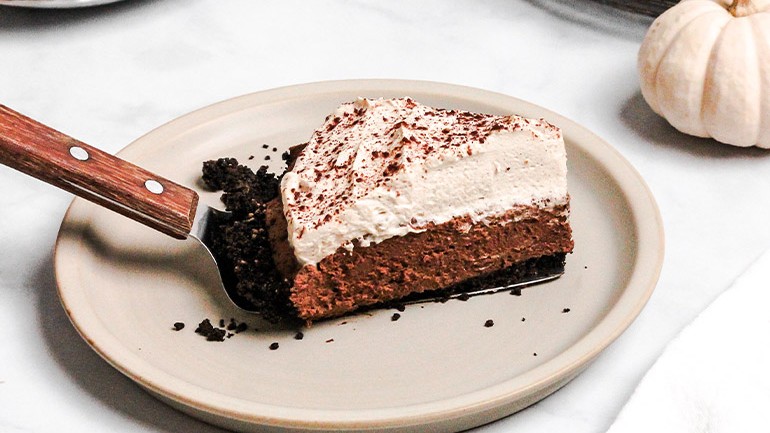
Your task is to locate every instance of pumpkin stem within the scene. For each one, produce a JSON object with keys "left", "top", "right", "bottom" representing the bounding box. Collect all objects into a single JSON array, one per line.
[{"left": 728, "top": 0, "right": 755, "bottom": 17}]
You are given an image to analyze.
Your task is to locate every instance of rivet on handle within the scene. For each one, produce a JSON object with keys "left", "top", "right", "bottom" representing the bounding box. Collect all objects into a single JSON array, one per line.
[
  {"left": 0, "top": 104, "right": 198, "bottom": 239},
  {"left": 144, "top": 179, "right": 164, "bottom": 195},
  {"left": 69, "top": 146, "right": 89, "bottom": 161}
]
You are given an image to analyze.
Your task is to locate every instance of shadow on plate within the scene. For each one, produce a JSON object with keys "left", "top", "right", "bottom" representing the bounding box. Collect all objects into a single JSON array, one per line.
[
  {"left": 33, "top": 251, "right": 231, "bottom": 433},
  {"left": 620, "top": 91, "right": 770, "bottom": 160},
  {"left": 0, "top": 0, "right": 189, "bottom": 32}
]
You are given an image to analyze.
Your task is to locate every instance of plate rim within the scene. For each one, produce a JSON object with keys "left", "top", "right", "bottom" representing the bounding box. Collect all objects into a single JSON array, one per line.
[
  {"left": 54, "top": 79, "right": 665, "bottom": 431},
  {"left": 0, "top": 0, "right": 124, "bottom": 8}
]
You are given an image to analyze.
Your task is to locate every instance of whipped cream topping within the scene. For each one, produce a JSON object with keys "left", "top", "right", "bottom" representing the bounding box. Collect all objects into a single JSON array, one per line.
[{"left": 280, "top": 97, "right": 568, "bottom": 266}]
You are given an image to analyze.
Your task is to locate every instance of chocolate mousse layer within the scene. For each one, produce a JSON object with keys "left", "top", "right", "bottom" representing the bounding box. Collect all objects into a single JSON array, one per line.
[{"left": 268, "top": 201, "right": 573, "bottom": 321}]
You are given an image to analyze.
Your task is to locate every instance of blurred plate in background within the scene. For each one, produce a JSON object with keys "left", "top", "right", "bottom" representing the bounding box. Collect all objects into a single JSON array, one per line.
[
  {"left": 0, "top": 0, "right": 124, "bottom": 8},
  {"left": 591, "top": 0, "right": 676, "bottom": 16}
]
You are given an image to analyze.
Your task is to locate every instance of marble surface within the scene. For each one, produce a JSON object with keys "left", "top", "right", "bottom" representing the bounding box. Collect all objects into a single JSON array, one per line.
[{"left": 1, "top": 1, "right": 769, "bottom": 432}]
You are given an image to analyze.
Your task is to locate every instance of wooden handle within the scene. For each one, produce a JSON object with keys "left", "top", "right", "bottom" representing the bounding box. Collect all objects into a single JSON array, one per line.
[{"left": 0, "top": 105, "right": 198, "bottom": 239}]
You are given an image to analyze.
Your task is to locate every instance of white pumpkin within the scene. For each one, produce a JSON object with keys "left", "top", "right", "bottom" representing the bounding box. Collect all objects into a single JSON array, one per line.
[{"left": 638, "top": 0, "right": 770, "bottom": 147}]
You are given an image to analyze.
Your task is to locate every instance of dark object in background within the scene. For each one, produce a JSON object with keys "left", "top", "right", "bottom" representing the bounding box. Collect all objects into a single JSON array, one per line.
[{"left": 593, "top": 0, "right": 677, "bottom": 16}]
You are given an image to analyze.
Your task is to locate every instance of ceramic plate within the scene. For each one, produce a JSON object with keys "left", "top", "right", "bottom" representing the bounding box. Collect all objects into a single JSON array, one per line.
[
  {"left": 0, "top": 0, "right": 124, "bottom": 8},
  {"left": 55, "top": 80, "right": 664, "bottom": 432}
]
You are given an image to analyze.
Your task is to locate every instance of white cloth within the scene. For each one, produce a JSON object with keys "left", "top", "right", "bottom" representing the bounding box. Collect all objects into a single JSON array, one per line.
[{"left": 607, "top": 250, "right": 770, "bottom": 433}]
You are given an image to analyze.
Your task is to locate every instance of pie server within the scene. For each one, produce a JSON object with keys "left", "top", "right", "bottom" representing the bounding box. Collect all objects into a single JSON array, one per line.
[
  {"left": 0, "top": 105, "right": 257, "bottom": 312},
  {"left": 0, "top": 105, "right": 562, "bottom": 315}
]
